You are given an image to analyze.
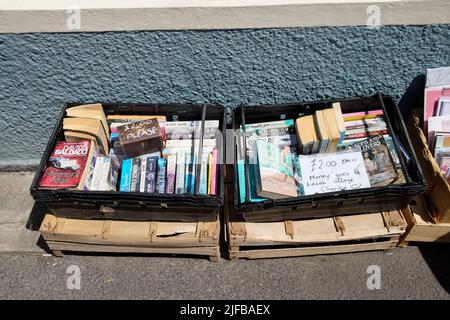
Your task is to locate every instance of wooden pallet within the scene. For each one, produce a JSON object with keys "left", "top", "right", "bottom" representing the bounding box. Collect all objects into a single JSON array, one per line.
[
  {"left": 225, "top": 207, "right": 407, "bottom": 260},
  {"left": 40, "top": 214, "right": 220, "bottom": 261},
  {"left": 399, "top": 196, "right": 450, "bottom": 245}
]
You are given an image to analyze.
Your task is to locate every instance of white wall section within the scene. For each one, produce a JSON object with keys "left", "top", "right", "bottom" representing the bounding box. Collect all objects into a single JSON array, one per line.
[{"left": 0, "top": 0, "right": 449, "bottom": 33}]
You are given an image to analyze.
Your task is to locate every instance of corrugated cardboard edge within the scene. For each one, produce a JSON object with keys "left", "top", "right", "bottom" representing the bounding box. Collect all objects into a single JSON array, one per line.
[{"left": 407, "top": 111, "right": 450, "bottom": 223}]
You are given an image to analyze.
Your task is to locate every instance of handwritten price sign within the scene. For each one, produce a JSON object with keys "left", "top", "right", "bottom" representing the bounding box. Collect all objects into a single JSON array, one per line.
[{"left": 298, "top": 151, "right": 370, "bottom": 195}]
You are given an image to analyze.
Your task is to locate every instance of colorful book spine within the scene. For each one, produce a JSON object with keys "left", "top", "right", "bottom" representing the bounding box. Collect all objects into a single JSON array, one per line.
[
  {"left": 157, "top": 158, "right": 167, "bottom": 193},
  {"left": 344, "top": 118, "right": 386, "bottom": 129},
  {"left": 98, "top": 157, "right": 112, "bottom": 191},
  {"left": 175, "top": 150, "right": 186, "bottom": 194},
  {"left": 198, "top": 154, "right": 208, "bottom": 194},
  {"left": 244, "top": 119, "right": 294, "bottom": 131},
  {"left": 130, "top": 157, "right": 140, "bottom": 192},
  {"left": 166, "top": 155, "right": 177, "bottom": 194},
  {"left": 210, "top": 149, "right": 218, "bottom": 195},
  {"left": 345, "top": 129, "right": 388, "bottom": 140},
  {"left": 145, "top": 157, "right": 158, "bottom": 193},
  {"left": 343, "top": 110, "right": 384, "bottom": 121},
  {"left": 139, "top": 155, "right": 148, "bottom": 192},
  {"left": 237, "top": 159, "right": 246, "bottom": 203},
  {"left": 91, "top": 156, "right": 104, "bottom": 191},
  {"left": 207, "top": 153, "right": 213, "bottom": 194},
  {"left": 119, "top": 158, "right": 132, "bottom": 192}
]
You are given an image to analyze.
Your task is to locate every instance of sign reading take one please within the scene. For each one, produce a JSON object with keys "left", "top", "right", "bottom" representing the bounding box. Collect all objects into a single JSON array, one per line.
[{"left": 298, "top": 151, "right": 371, "bottom": 195}]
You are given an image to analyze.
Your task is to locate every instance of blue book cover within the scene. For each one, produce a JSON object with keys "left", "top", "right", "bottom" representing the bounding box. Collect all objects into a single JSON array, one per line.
[
  {"left": 198, "top": 154, "right": 208, "bottom": 194},
  {"left": 237, "top": 160, "right": 246, "bottom": 203},
  {"left": 156, "top": 158, "right": 167, "bottom": 193},
  {"left": 119, "top": 158, "right": 132, "bottom": 192}
]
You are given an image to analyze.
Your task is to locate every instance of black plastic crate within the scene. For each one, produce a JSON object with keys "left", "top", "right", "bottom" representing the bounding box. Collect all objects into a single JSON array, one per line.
[
  {"left": 30, "top": 103, "right": 226, "bottom": 222},
  {"left": 232, "top": 93, "right": 426, "bottom": 222}
]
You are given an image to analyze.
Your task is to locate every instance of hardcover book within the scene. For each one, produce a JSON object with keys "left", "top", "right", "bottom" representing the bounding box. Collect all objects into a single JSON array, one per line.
[
  {"left": 347, "top": 135, "right": 398, "bottom": 187},
  {"left": 40, "top": 140, "right": 94, "bottom": 189}
]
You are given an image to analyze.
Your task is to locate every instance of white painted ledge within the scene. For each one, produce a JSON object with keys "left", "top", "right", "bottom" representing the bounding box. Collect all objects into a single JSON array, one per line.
[{"left": 0, "top": 0, "right": 449, "bottom": 33}]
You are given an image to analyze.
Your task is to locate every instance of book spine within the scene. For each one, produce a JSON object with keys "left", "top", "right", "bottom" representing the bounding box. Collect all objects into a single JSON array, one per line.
[
  {"left": 237, "top": 160, "right": 246, "bottom": 203},
  {"left": 345, "top": 125, "right": 387, "bottom": 132},
  {"left": 211, "top": 149, "right": 218, "bottom": 195},
  {"left": 175, "top": 150, "right": 186, "bottom": 194},
  {"left": 343, "top": 110, "right": 384, "bottom": 121},
  {"left": 145, "top": 157, "right": 158, "bottom": 193},
  {"left": 165, "top": 139, "right": 216, "bottom": 149},
  {"left": 84, "top": 154, "right": 98, "bottom": 191},
  {"left": 207, "top": 152, "right": 212, "bottom": 194},
  {"left": 91, "top": 157, "right": 105, "bottom": 191},
  {"left": 244, "top": 119, "right": 294, "bottom": 131},
  {"left": 157, "top": 158, "right": 167, "bottom": 193},
  {"left": 344, "top": 119, "right": 386, "bottom": 128},
  {"left": 139, "top": 155, "right": 148, "bottom": 192},
  {"left": 98, "top": 158, "right": 111, "bottom": 191},
  {"left": 345, "top": 130, "right": 388, "bottom": 139},
  {"left": 185, "top": 154, "right": 193, "bottom": 193},
  {"left": 301, "top": 142, "right": 313, "bottom": 155},
  {"left": 130, "top": 157, "right": 140, "bottom": 192},
  {"left": 198, "top": 154, "right": 208, "bottom": 194},
  {"left": 119, "top": 158, "right": 132, "bottom": 192},
  {"left": 166, "top": 155, "right": 177, "bottom": 193}
]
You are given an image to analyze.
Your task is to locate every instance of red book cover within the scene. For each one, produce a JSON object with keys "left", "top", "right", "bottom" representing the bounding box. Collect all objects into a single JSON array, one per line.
[{"left": 39, "top": 140, "right": 91, "bottom": 188}]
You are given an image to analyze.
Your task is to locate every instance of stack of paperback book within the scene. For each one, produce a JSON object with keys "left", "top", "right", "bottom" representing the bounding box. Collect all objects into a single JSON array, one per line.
[
  {"left": 117, "top": 119, "right": 220, "bottom": 195},
  {"left": 424, "top": 66, "right": 450, "bottom": 183},
  {"left": 39, "top": 104, "right": 220, "bottom": 195},
  {"left": 238, "top": 102, "right": 407, "bottom": 203}
]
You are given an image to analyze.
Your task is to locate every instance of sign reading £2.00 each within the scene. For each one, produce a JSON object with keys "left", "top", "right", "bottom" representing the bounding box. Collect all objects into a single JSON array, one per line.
[{"left": 298, "top": 151, "right": 371, "bottom": 195}]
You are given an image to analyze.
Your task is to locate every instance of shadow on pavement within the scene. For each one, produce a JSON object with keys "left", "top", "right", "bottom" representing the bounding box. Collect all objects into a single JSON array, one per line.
[
  {"left": 26, "top": 201, "right": 47, "bottom": 231},
  {"left": 418, "top": 243, "right": 450, "bottom": 294}
]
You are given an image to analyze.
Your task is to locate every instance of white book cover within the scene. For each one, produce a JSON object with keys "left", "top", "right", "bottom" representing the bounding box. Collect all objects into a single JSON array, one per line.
[
  {"left": 139, "top": 155, "right": 148, "bottom": 192},
  {"left": 90, "top": 157, "right": 104, "bottom": 191}
]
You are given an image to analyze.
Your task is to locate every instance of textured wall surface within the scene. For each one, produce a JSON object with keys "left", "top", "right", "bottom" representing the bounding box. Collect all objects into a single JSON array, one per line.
[{"left": 0, "top": 25, "right": 449, "bottom": 167}]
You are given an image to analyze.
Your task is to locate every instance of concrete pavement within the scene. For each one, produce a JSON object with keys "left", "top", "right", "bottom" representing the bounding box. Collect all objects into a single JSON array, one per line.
[{"left": 0, "top": 172, "right": 449, "bottom": 300}]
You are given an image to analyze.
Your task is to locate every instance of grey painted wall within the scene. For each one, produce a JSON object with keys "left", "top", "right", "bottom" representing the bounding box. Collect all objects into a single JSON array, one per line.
[{"left": 0, "top": 25, "right": 449, "bottom": 168}]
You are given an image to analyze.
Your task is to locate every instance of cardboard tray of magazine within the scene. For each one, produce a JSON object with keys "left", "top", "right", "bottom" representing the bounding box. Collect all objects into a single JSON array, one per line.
[
  {"left": 30, "top": 103, "right": 226, "bottom": 222},
  {"left": 232, "top": 93, "right": 426, "bottom": 222}
]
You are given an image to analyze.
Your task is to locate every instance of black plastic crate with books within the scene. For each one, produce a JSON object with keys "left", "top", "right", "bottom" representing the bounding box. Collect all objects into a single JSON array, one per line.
[
  {"left": 232, "top": 93, "right": 426, "bottom": 222},
  {"left": 30, "top": 103, "right": 225, "bottom": 222}
]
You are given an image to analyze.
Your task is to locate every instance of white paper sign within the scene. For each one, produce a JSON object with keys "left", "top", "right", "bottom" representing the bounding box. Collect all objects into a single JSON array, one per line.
[{"left": 298, "top": 151, "right": 371, "bottom": 195}]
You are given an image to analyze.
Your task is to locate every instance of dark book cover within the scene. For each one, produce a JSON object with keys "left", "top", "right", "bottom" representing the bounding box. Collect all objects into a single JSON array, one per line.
[{"left": 347, "top": 135, "right": 398, "bottom": 187}]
